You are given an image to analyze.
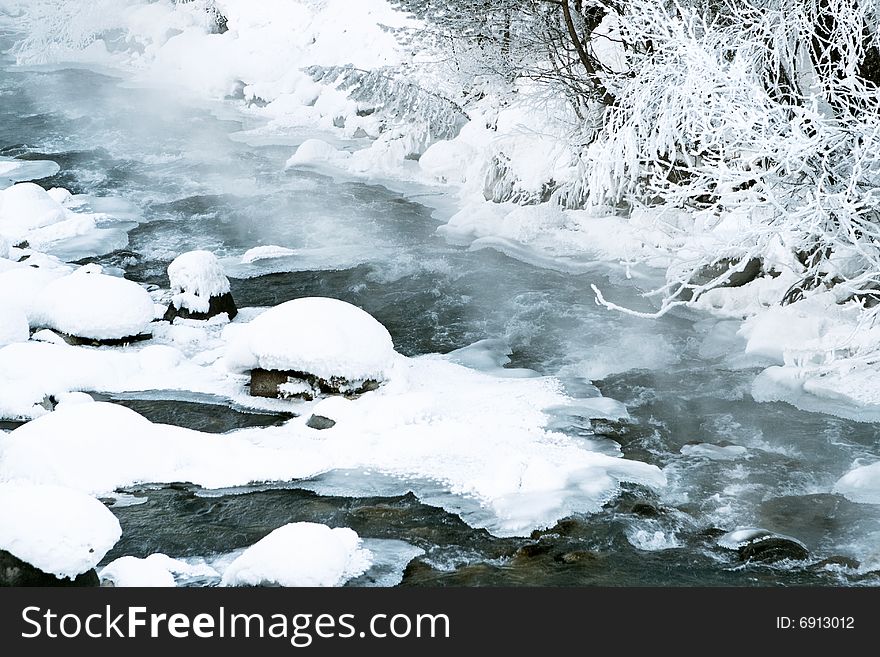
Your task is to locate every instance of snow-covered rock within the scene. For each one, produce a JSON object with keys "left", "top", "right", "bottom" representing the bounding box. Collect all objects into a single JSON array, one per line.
[
  {"left": 285, "top": 138, "right": 351, "bottom": 168},
  {"left": 164, "top": 250, "right": 237, "bottom": 321},
  {"left": 0, "top": 182, "right": 66, "bottom": 240},
  {"left": 0, "top": 481, "right": 121, "bottom": 580},
  {"left": 33, "top": 265, "right": 155, "bottom": 340},
  {"left": 0, "top": 306, "right": 29, "bottom": 347},
  {"left": 99, "top": 553, "right": 219, "bottom": 587},
  {"left": 220, "top": 523, "right": 373, "bottom": 587},
  {"left": 226, "top": 297, "right": 395, "bottom": 393}
]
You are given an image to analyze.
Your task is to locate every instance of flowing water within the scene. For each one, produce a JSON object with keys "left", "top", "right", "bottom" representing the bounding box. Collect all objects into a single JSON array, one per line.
[{"left": 3, "top": 42, "right": 880, "bottom": 586}]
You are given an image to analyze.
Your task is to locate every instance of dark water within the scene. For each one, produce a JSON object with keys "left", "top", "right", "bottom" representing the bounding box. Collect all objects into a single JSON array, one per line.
[{"left": 3, "top": 45, "right": 880, "bottom": 585}]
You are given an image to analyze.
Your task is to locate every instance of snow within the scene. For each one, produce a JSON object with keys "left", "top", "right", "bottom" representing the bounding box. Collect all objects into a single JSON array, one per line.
[
  {"left": 99, "top": 553, "right": 219, "bottom": 587},
  {"left": 0, "top": 350, "right": 666, "bottom": 535},
  {"left": 0, "top": 481, "right": 121, "bottom": 579},
  {"left": 32, "top": 265, "right": 155, "bottom": 339},
  {"left": 834, "top": 462, "right": 880, "bottom": 505},
  {"left": 168, "top": 250, "right": 231, "bottom": 314},
  {"left": 225, "top": 297, "right": 396, "bottom": 382},
  {"left": 219, "top": 522, "right": 373, "bottom": 587},
  {"left": 0, "top": 234, "right": 9, "bottom": 259},
  {"left": 285, "top": 138, "right": 351, "bottom": 168},
  {"left": 0, "top": 306, "right": 29, "bottom": 347},
  {"left": 0, "top": 182, "right": 67, "bottom": 240}
]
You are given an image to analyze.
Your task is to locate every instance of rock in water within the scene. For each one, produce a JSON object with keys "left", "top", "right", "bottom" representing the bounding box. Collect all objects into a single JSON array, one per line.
[
  {"left": 227, "top": 297, "right": 394, "bottom": 399},
  {"left": 0, "top": 549, "right": 99, "bottom": 587},
  {"left": 718, "top": 527, "right": 809, "bottom": 563},
  {"left": 164, "top": 250, "right": 237, "bottom": 322}
]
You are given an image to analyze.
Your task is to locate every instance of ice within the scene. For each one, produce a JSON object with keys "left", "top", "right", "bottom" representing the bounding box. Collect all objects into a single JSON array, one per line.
[
  {"left": 0, "top": 481, "right": 121, "bottom": 579},
  {"left": 220, "top": 522, "right": 373, "bottom": 587},
  {"left": 0, "top": 306, "right": 29, "bottom": 347},
  {"left": 0, "top": 157, "right": 61, "bottom": 189},
  {"left": 168, "top": 250, "right": 232, "bottom": 314},
  {"left": 680, "top": 443, "right": 749, "bottom": 461},
  {"left": 224, "top": 297, "right": 396, "bottom": 382},
  {"left": 834, "top": 462, "right": 880, "bottom": 505},
  {"left": 32, "top": 265, "right": 155, "bottom": 340},
  {"left": 99, "top": 553, "right": 220, "bottom": 587},
  {"left": 240, "top": 244, "right": 298, "bottom": 264}
]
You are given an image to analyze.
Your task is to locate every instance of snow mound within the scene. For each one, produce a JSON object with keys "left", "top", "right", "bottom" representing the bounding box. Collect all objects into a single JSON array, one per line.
[
  {"left": 834, "top": 462, "right": 880, "bottom": 505},
  {"left": 220, "top": 523, "right": 373, "bottom": 587},
  {"left": 226, "top": 297, "right": 395, "bottom": 382},
  {"left": 33, "top": 265, "right": 155, "bottom": 339},
  {"left": 0, "top": 481, "right": 121, "bottom": 579},
  {"left": 285, "top": 139, "right": 351, "bottom": 168},
  {"left": 0, "top": 182, "right": 66, "bottom": 240},
  {"left": 0, "top": 261, "right": 70, "bottom": 322},
  {"left": 0, "top": 234, "right": 9, "bottom": 259},
  {"left": 168, "top": 250, "right": 231, "bottom": 314},
  {"left": 0, "top": 306, "right": 29, "bottom": 347},
  {"left": 99, "top": 553, "right": 219, "bottom": 587}
]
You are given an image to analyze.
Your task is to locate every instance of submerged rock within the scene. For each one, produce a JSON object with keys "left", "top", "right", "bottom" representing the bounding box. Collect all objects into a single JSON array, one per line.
[{"left": 718, "top": 528, "right": 809, "bottom": 563}]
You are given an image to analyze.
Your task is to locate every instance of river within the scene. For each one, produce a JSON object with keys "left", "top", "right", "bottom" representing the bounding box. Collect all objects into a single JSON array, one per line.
[{"left": 2, "top": 39, "right": 879, "bottom": 586}]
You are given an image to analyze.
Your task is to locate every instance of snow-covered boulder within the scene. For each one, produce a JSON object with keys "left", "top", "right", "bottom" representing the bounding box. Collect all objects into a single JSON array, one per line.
[
  {"left": 163, "top": 250, "right": 238, "bottom": 322},
  {"left": 99, "top": 554, "right": 218, "bottom": 587},
  {"left": 0, "top": 306, "right": 29, "bottom": 347},
  {"left": 0, "top": 182, "right": 67, "bottom": 241},
  {"left": 227, "top": 297, "right": 395, "bottom": 399},
  {"left": 0, "top": 481, "right": 121, "bottom": 584},
  {"left": 220, "top": 523, "right": 373, "bottom": 587},
  {"left": 33, "top": 265, "right": 155, "bottom": 342}
]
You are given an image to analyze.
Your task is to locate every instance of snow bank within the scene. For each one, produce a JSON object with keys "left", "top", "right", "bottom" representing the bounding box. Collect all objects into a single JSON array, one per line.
[
  {"left": 0, "top": 481, "right": 121, "bottom": 579},
  {"left": 168, "top": 250, "right": 231, "bottom": 314},
  {"left": 33, "top": 265, "right": 155, "bottom": 339},
  {"left": 0, "top": 307, "right": 29, "bottom": 347},
  {"left": 225, "top": 297, "right": 395, "bottom": 382},
  {"left": 220, "top": 522, "right": 372, "bottom": 587}
]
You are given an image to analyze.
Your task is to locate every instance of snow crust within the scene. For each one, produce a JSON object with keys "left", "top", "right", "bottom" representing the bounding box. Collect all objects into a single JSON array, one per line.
[
  {"left": 220, "top": 522, "right": 373, "bottom": 587},
  {"left": 0, "top": 481, "right": 121, "bottom": 579},
  {"left": 225, "top": 297, "right": 395, "bottom": 382},
  {"left": 168, "top": 250, "right": 231, "bottom": 313}
]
